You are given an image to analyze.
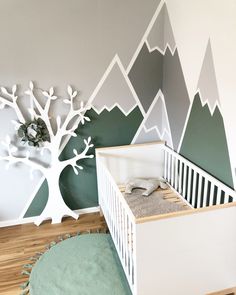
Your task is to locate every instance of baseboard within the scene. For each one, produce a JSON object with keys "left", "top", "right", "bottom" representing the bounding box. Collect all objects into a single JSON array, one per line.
[{"left": 0, "top": 206, "right": 100, "bottom": 228}]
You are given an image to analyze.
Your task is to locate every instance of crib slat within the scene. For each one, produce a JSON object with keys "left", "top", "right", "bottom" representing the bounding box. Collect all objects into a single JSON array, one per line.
[
  {"left": 167, "top": 153, "right": 171, "bottom": 182},
  {"left": 164, "top": 150, "right": 167, "bottom": 180},
  {"left": 115, "top": 192, "right": 119, "bottom": 245},
  {"left": 202, "top": 179, "right": 208, "bottom": 207},
  {"left": 121, "top": 205, "right": 124, "bottom": 257},
  {"left": 123, "top": 209, "right": 126, "bottom": 260},
  {"left": 178, "top": 161, "right": 183, "bottom": 194},
  {"left": 208, "top": 184, "right": 214, "bottom": 206},
  {"left": 111, "top": 187, "right": 115, "bottom": 236},
  {"left": 187, "top": 168, "right": 192, "bottom": 203},
  {"left": 118, "top": 201, "right": 122, "bottom": 252},
  {"left": 191, "top": 171, "right": 197, "bottom": 207},
  {"left": 171, "top": 155, "right": 175, "bottom": 186},
  {"left": 174, "top": 157, "right": 178, "bottom": 190},
  {"left": 224, "top": 194, "right": 230, "bottom": 204},
  {"left": 124, "top": 214, "right": 128, "bottom": 267},
  {"left": 128, "top": 221, "right": 133, "bottom": 278},
  {"left": 197, "top": 175, "right": 203, "bottom": 208},
  {"left": 182, "top": 164, "right": 187, "bottom": 198},
  {"left": 216, "top": 187, "right": 221, "bottom": 205}
]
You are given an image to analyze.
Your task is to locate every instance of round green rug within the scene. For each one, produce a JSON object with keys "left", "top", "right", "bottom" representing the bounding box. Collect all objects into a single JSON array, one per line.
[{"left": 29, "top": 234, "right": 132, "bottom": 295}]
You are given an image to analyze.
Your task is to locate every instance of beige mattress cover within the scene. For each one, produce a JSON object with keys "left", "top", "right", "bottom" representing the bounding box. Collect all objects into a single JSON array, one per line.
[{"left": 123, "top": 189, "right": 186, "bottom": 218}]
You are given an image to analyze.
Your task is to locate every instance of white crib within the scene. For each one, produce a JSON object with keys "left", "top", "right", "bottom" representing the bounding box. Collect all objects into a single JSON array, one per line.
[{"left": 95, "top": 142, "right": 236, "bottom": 295}]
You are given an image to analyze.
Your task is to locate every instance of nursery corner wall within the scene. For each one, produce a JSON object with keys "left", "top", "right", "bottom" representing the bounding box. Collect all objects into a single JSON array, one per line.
[
  {"left": 1, "top": 0, "right": 236, "bottom": 225},
  {"left": 131, "top": 0, "right": 236, "bottom": 190},
  {"left": 164, "top": 0, "right": 236, "bottom": 189}
]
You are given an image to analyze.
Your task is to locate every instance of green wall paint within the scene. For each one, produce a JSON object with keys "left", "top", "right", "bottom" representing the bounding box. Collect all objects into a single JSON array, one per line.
[
  {"left": 24, "top": 106, "right": 143, "bottom": 217},
  {"left": 180, "top": 94, "right": 233, "bottom": 188}
]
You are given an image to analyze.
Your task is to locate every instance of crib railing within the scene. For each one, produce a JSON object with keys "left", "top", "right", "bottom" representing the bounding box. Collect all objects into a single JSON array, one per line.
[
  {"left": 163, "top": 146, "right": 236, "bottom": 208},
  {"left": 96, "top": 157, "right": 136, "bottom": 293}
]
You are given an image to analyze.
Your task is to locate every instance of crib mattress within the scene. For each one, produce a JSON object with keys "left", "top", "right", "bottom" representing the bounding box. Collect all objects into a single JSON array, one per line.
[{"left": 122, "top": 188, "right": 189, "bottom": 219}]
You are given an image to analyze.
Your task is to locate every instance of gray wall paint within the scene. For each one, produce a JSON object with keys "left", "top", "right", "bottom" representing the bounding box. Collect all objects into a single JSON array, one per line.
[{"left": 0, "top": 0, "right": 159, "bottom": 93}]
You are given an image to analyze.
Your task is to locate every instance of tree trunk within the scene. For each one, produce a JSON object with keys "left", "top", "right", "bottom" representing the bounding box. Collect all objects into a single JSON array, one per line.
[{"left": 34, "top": 170, "right": 79, "bottom": 226}]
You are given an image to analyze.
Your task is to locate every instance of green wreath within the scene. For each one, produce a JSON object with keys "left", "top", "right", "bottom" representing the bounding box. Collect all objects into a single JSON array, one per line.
[{"left": 18, "top": 118, "right": 50, "bottom": 147}]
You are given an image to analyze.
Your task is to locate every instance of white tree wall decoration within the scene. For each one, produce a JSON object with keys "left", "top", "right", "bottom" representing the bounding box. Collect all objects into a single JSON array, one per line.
[{"left": 0, "top": 82, "right": 94, "bottom": 226}]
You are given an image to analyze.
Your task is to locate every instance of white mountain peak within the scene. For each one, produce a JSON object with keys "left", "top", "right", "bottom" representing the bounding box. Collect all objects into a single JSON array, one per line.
[
  {"left": 197, "top": 40, "right": 220, "bottom": 113},
  {"left": 89, "top": 55, "right": 145, "bottom": 117},
  {"left": 132, "top": 91, "right": 173, "bottom": 147},
  {"left": 147, "top": 3, "right": 176, "bottom": 55}
]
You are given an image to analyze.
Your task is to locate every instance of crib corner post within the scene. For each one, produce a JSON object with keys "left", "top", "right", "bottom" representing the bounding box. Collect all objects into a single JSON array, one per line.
[{"left": 99, "top": 206, "right": 104, "bottom": 217}]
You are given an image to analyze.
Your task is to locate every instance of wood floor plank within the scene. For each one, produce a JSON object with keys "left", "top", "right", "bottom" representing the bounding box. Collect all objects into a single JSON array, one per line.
[{"left": 0, "top": 213, "right": 107, "bottom": 294}]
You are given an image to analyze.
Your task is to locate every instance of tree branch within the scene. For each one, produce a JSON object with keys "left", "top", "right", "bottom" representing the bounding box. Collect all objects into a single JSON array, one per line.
[
  {"left": 0, "top": 154, "right": 47, "bottom": 174},
  {"left": 0, "top": 136, "right": 47, "bottom": 174},
  {"left": 48, "top": 86, "right": 91, "bottom": 153},
  {"left": 60, "top": 137, "right": 94, "bottom": 174},
  {"left": 0, "top": 85, "right": 26, "bottom": 123},
  {"left": 59, "top": 86, "right": 91, "bottom": 135},
  {"left": 25, "top": 82, "right": 55, "bottom": 140}
]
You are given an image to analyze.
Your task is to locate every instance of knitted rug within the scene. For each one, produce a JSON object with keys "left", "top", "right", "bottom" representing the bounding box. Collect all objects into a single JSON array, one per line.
[{"left": 22, "top": 234, "right": 131, "bottom": 295}]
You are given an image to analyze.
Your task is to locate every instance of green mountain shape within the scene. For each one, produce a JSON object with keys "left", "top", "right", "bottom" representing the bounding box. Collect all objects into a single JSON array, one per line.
[
  {"left": 24, "top": 106, "right": 143, "bottom": 217},
  {"left": 180, "top": 93, "right": 233, "bottom": 188}
]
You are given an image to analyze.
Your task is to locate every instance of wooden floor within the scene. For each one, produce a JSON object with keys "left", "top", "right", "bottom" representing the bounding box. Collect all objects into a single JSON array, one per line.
[{"left": 0, "top": 213, "right": 107, "bottom": 295}]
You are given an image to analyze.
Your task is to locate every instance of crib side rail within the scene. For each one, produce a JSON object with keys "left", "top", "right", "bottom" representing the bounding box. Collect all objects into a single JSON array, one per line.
[
  {"left": 96, "top": 156, "right": 136, "bottom": 293},
  {"left": 163, "top": 146, "right": 236, "bottom": 208}
]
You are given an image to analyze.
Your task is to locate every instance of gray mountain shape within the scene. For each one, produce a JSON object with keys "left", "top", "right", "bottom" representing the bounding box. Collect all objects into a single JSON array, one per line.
[
  {"left": 162, "top": 47, "right": 190, "bottom": 150},
  {"left": 197, "top": 40, "right": 220, "bottom": 111},
  {"left": 129, "top": 44, "right": 189, "bottom": 150},
  {"left": 145, "top": 96, "right": 169, "bottom": 135},
  {"left": 133, "top": 94, "right": 172, "bottom": 147},
  {"left": 147, "top": 3, "right": 176, "bottom": 52},
  {"left": 128, "top": 42, "right": 163, "bottom": 112},
  {"left": 92, "top": 61, "right": 138, "bottom": 115}
]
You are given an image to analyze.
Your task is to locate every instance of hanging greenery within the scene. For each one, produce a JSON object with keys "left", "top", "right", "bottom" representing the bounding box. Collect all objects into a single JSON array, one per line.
[{"left": 18, "top": 118, "right": 50, "bottom": 147}]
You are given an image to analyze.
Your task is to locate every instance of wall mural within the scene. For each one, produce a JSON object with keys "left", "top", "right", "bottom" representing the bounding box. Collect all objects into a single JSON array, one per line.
[
  {"left": 180, "top": 41, "right": 234, "bottom": 188},
  {"left": 24, "top": 57, "right": 144, "bottom": 217},
  {"left": 0, "top": 0, "right": 234, "bottom": 223}
]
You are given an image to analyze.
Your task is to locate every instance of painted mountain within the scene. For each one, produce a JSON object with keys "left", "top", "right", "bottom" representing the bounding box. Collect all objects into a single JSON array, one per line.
[
  {"left": 128, "top": 42, "right": 163, "bottom": 113},
  {"left": 147, "top": 3, "right": 176, "bottom": 54},
  {"left": 180, "top": 93, "right": 233, "bottom": 188},
  {"left": 197, "top": 40, "right": 220, "bottom": 113},
  {"left": 162, "top": 47, "right": 190, "bottom": 151},
  {"left": 24, "top": 57, "right": 143, "bottom": 217},
  {"left": 132, "top": 91, "right": 173, "bottom": 147},
  {"left": 128, "top": 4, "right": 189, "bottom": 150},
  {"left": 180, "top": 40, "right": 233, "bottom": 187}
]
